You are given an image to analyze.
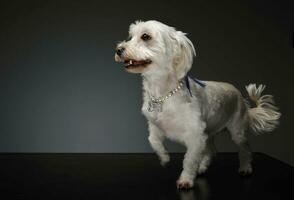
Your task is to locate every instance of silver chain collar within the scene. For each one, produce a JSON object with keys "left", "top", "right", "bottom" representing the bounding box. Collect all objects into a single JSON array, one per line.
[{"left": 147, "top": 82, "right": 184, "bottom": 112}]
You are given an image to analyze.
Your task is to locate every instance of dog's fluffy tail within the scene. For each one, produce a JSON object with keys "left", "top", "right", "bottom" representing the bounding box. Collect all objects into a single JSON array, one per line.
[{"left": 245, "top": 84, "right": 281, "bottom": 134}]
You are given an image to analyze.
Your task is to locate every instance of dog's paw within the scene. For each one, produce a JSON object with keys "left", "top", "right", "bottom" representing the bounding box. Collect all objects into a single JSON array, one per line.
[
  {"left": 176, "top": 179, "right": 194, "bottom": 190},
  {"left": 239, "top": 164, "right": 253, "bottom": 176},
  {"left": 160, "top": 154, "right": 170, "bottom": 167}
]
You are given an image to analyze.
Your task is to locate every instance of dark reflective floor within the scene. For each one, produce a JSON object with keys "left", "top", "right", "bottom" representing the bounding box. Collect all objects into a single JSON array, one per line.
[{"left": 0, "top": 153, "right": 293, "bottom": 199}]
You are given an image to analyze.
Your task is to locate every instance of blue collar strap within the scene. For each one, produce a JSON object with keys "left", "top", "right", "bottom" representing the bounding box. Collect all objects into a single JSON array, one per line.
[{"left": 183, "top": 75, "right": 206, "bottom": 96}]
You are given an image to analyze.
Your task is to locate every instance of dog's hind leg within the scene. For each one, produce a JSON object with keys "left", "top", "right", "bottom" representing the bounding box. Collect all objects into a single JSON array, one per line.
[{"left": 228, "top": 126, "right": 253, "bottom": 175}]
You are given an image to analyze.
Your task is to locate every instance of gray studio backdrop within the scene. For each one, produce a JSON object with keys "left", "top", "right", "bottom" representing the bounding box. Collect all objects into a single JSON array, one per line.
[{"left": 0, "top": 1, "right": 293, "bottom": 165}]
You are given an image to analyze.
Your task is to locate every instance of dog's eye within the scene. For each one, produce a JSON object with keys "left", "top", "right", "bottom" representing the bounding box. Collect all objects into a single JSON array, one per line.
[{"left": 141, "top": 33, "right": 152, "bottom": 41}]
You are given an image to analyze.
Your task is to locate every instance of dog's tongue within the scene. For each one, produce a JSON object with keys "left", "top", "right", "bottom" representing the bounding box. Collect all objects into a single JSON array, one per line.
[
  {"left": 132, "top": 60, "right": 146, "bottom": 65},
  {"left": 124, "top": 59, "right": 148, "bottom": 66}
]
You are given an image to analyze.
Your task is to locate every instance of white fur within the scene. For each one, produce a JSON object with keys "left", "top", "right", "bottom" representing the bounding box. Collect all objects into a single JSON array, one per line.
[
  {"left": 115, "top": 20, "right": 281, "bottom": 189},
  {"left": 246, "top": 84, "right": 281, "bottom": 134}
]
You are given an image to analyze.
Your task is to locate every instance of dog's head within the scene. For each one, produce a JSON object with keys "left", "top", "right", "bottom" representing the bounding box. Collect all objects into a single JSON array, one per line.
[{"left": 114, "top": 20, "right": 196, "bottom": 80}]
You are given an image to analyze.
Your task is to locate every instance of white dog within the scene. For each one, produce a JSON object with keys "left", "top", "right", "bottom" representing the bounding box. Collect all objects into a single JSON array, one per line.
[{"left": 114, "top": 20, "right": 281, "bottom": 189}]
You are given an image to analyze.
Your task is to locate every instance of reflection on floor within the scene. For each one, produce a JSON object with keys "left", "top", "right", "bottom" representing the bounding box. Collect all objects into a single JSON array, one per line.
[{"left": 0, "top": 153, "right": 293, "bottom": 200}]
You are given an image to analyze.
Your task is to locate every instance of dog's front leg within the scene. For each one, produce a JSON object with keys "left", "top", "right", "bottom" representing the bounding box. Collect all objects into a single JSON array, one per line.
[
  {"left": 177, "top": 134, "right": 207, "bottom": 189},
  {"left": 148, "top": 122, "right": 170, "bottom": 166}
]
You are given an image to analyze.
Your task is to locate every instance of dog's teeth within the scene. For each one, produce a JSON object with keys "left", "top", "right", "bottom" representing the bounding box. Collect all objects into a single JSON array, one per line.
[{"left": 129, "top": 60, "right": 133, "bottom": 64}]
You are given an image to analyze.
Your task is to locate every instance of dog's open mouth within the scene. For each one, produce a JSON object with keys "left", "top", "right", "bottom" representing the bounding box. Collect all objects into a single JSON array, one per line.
[{"left": 123, "top": 59, "right": 152, "bottom": 69}]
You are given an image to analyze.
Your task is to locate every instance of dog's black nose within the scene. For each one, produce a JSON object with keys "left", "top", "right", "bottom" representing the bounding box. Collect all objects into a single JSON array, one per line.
[{"left": 116, "top": 47, "right": 125, "bottom": 56}]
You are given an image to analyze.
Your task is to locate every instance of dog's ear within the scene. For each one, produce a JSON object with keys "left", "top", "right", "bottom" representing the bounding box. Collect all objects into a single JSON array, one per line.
[{"left": 170, "top": 31, "right": 196, "bottom": 80}]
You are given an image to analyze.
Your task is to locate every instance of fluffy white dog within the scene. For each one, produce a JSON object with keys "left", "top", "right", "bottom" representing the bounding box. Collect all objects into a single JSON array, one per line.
[{"left": 114, "top": 20, "right": 281, "bottom": 189}]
